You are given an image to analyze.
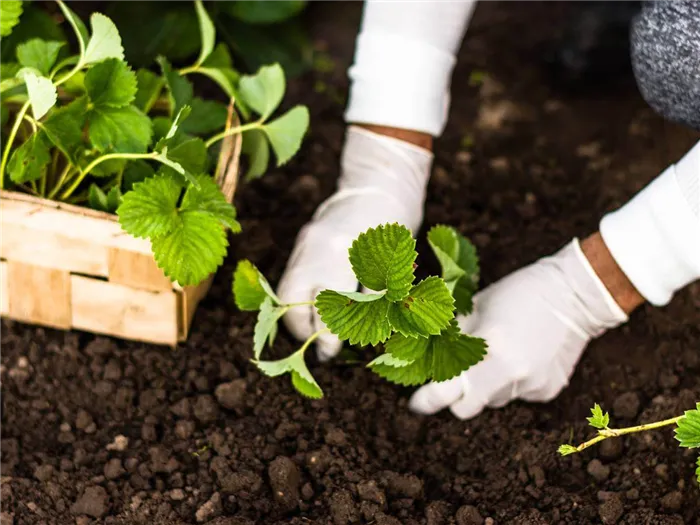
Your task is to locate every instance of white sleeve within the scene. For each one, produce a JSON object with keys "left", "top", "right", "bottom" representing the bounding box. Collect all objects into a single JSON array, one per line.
[
  {"left": 345, "top": 0, "right": 476, "bottom": 137},
  {"left": 600, "top": 140, "right": 700, "bottom": 306}
]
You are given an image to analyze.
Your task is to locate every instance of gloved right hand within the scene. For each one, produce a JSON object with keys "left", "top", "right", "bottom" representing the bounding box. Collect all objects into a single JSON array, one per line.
[{"left": 277, "top": 125, "right": 433, "bottom": 360}]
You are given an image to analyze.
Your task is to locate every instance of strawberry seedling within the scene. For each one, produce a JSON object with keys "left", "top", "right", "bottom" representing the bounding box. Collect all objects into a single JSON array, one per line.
[
  {"left": 0, "top": 0, "right": 310, "bottom": 286},
  {"left": 559, "top": 403, "right": 700, "bottom": 483},
  {"left": 233, "top": 223, "right": 488, "bottom": 398}
]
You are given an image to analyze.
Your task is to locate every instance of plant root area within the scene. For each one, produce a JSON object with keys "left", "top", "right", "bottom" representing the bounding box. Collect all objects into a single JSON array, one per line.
[{"left": 2, "top": 3, "right": 699, "bottom": 524}]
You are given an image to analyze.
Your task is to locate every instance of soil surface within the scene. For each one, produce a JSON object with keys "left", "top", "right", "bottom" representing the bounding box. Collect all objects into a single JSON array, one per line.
[{"left": 2, "top": 3, "right": 699, "bottom": 524}]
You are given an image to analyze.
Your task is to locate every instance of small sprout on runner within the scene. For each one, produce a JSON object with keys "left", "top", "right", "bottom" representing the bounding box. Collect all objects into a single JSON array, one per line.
[
  {"left": 559, "top": 402, "right": 700, "bottom": 483},
  {"left": 233, "top": 223, "right": 488, "bottom": 398}
]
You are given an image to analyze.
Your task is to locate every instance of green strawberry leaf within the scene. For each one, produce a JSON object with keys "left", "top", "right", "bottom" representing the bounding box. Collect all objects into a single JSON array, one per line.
[
  {"left": 117, "top": 174, "right": 183, "bottom": 239},
  {"left": 151, "top": 210, "right": 227, "bottom": 286},
  {"left": 675, "top": 404, "right": 700, "bottom": 448},
  {"left": 106, "top": 185, "right": 122, "bottom": 212},
  {"left": 428, "top": 225, "right": 480, "bottom": 315},
  {"left": 348, "top": 223, "right": 416, "bottom": 301},
  {"left": 16, "top": 39, "right": 63, "bottom": 76},
  {"left": 383, "top": 331, "right": 431, "bottom": 361},
  {"left": 193, "top": 0, "right": 215, "bottom": 67},
  {"left": 369, "top": 350, "right": 432, "bottom": 387},
  {"left": 233, "top": 259, "right": 279, "bottom": 311},
  {"left": 42, "top": 96, "right": 87, "bottom": 162},
  {"left": 89, "top": 105, "right": 152, "bottom": 153},
  {"left": 83, "top": 13, "right": 124, "bottom": 65},
  {"left": 1, "top": 1, "right": 23, "bottom": 38},
  {"left": 387, "top": 277, "right": 455, "bottom": 338},
  {"left": 23, "top": 71, "right": 56, "bottom": 119},
  {"left": 85, "top": 58, "right": 137, "bottom": 107},
  {"left": 255, "top": 349, "right": 323, "bottom": 399},
  {"left": 155, "top": 137, "right": 207, "bottom": 186},
  {"left": 238, "top": 63, "right": 284, "bottom": 119},
  {"left": 180, "top": 98, "right": 227, "bottom": 135},
  {"left": 8, "top": 132, "right": 50, "bottom": 183},
  {"left": 253, "top": 297, "right": 285, "bottom": 359},
  {"left": 242, "top": 129, "right": 270, "bottom": 180},
  {"left": 315, "top": 290, "right": 392, "bottom": 347},
  {"left": 180, "top": 174, "right": 240, "bottom": 232},
  {"left": 558, "top": 444, "right": 578, "bottom": 456},
  {"left": 430, "top": 320, "right": 487, "bottom": 382},
  {"left": 587, "top": 404, "right": 610, "bottom": 430},
  {"left": 157, "top": 56, "right": 193, "bottom": 116},
  {"left": 261, "top": 105, "right": 309, "bottom": 166},
  {"left": 133, "top": 68, "right": 163, "bottom": 112}
]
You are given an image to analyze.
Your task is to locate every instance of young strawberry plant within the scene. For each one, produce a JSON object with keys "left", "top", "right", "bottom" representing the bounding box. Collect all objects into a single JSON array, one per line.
[
  {"left": 0, "top": 0, "right": 309, "bottom": 286},
  {"left": 559, "top": 403, "right": 700, "bottom": 483},
  {"left": 233, "top": 223, "right": 488, "bottom": 398}
]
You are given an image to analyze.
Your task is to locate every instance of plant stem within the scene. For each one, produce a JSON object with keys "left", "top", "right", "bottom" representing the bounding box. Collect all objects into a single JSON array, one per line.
[
  {"left": 0, "top": 101, "right": 31, "bottom": 188},
  {"left": 59, "top": 152, "right": 157, "bottom": 201},
  {"left": 567, "top": 415, "right": 685, "bottom": 454},
  {"left": 281, "top": 301, "right": 316, "bottom": 308},
  {"left": 298, "top": 328, "right": 331, "bottom": 355},
  {"left": 48, "top": 163, "right": 75, "bottom": 199},
  {"left": 178, "top": 65, "right": 199, "bottom": 76},
  {"left": 205, "top": 121, "right": 262, "bottom": 148}
]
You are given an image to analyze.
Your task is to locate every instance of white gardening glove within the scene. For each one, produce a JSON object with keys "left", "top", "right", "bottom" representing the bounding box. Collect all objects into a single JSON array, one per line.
[
  {"left": 409, "top": 239, "right": 629, "bottom": 420},
  {"left": 277, "top": 126, "right": 433, "bottom": 360}
]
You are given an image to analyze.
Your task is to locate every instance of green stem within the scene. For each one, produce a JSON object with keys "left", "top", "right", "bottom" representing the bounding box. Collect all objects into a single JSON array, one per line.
[
  {"left": 59, "top": 152, "right": 157, "bottom": 201},
  {"left": 178, "top": 65, "right": 199, "bottom": 76},
  {"left": 48, "top": 163, "right": 75, "bottom": 199},
  {"left": 567, "top": 415, "right": 685, "bottom": 454},
  {"left": 281, "top": 301, "right": 316, "bottom": 308},
  {"left": 205, "top": 121, "right": 262, "bottom": 149},
  {"left": 0, "top": 101, "right": 31, "bottom": 188},
  {"left": 298, "top": 328, "right": 331, "bottom": 355}
]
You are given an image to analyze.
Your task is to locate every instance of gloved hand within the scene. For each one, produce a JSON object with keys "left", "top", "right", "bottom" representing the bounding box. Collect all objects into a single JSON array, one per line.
[
  {"left": 409, "top": 238, "right": 629, "bottom": 419},
  {"left": 277, "top": 125, "right": 433, "bottom": 360}
]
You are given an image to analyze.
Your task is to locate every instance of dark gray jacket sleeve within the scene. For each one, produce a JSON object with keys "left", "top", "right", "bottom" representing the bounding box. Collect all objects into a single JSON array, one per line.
[{"left": 631, "top": 1, "right": 700, "bottom": 131}]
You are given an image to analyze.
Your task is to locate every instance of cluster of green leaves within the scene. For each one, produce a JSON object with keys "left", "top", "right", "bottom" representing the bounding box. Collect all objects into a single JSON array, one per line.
[
  {"left": 1, "top": 0, "right": 309, "bottom": 286},
  {"left": 232, "top": 223, "right": 487, "bottom": 398},
  {"left": 559, "top": 403, "right": 700, "bottom": 483}
]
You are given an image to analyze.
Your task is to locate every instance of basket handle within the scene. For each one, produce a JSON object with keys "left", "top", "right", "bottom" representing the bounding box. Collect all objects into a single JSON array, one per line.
[{"left": 215, "top": 98, "right": 243, "bottom": 204}]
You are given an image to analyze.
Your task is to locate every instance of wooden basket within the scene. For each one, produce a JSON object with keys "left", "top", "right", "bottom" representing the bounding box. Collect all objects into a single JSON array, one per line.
[{"left": 0, "top": 104, "right": 243, "bottom": 346}]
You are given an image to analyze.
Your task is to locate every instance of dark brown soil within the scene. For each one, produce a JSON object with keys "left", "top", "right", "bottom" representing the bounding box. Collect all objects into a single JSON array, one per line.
[{"left": 2, "top": 3, "right": 699, "bottom": 525}]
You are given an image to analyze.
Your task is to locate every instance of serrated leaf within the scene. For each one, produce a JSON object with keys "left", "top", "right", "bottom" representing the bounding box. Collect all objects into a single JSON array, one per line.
[
  {"left": 430, "top": 321, "right": 487, "bottom": 382},
  {"left": 315, "top": 290, "right": 392, "bottom": 347},
  {"left": 253, "top": 298, "right": 285, "bottom": 359},
  {"left": 262, "top": 105, "right": 308, "bottom": 166},
  {"left": 16, "top": 39, "right": 63, "bottom": 76},
  {"left": 152, "top": 210, "right": 227, "bottom": 286},
  {"left": 428, "top": 225, "right": 480, "bottom": 315},
  {"left": 233, "top": 259, "right": 279, "bottom": 311},
  {"left": 387, "top": 277, "right": 455, "bottom": 338},
  {"left": 367, "top": 353, "right": 413, "bottom": 368},
  {"left": 180, "top": 98, "right": 227, "bottom": 135},
  {"left": 157, "top": 56, "right": 193, "bottom": 116},
  {"left": 194, "top": 0, "right": 215, "bottom": 67},
  {"left": 117, "top": 174, "right": 183, "bottom": 239},
  {"left": 238, "top": 63, "right": 285, "bottom": 119},
  {"left": 255, "top": 349, "right": 322, "bottom": 399},
  {"left": 134, "top": 68, "right": 163, "bottom": 112},
  {"left": 89, "top": 105, "right": 152, "bottom": 153},
  {"left": 558, "top": 444, "right": 578, "bottom": 456},
  {"left": 384, "top": 332, "right": 431, "bottom": 362},
  {"left": 42, "top": 96, "right": 87, "bottom": 162},
  {"left": 587, "top": 404, "right": 610, "bottom": 429},
  {"left": 156, "top": 105, "right": 191, "bottom": 148},
  {"left": 23, "top": 71, "right": 56, "bottom": 119},
  {"left": 57, "top": 1, "right": 88, "bottom": 57},
  {"left": 88, "top": 183, "right": 109, "bottom": 212},
  {"left": 242, "top": 129, "right": 270, "bottom": 180},
  {"left": 1, "top": 1, "right": 23, "bottom": 38},
  {"left": 85, "top": 58, "right": 137, "bottom": 107},
  {"left": 84, "top": 13, "right": 124, "bottom": 65},
  {"left": 675, "top": 404, "right": 700, "bottom": 448},
  {"left": 370, "top": 350, "right": 432, "bottom": 386},
  {"left": 156, "top": 137, "right": 207, "bottom": 186},
  {"left": 122, "top": 159, "right": 155, "bottom": 191},
  {"left": 348, "top": 223, "right": 416, "bottom": 301},
  {"left": 8, "top": 133, "right": 50, "bottom": 183},
  {"left": 180, "top": 174, "right": 240, "bottom": 232}
]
